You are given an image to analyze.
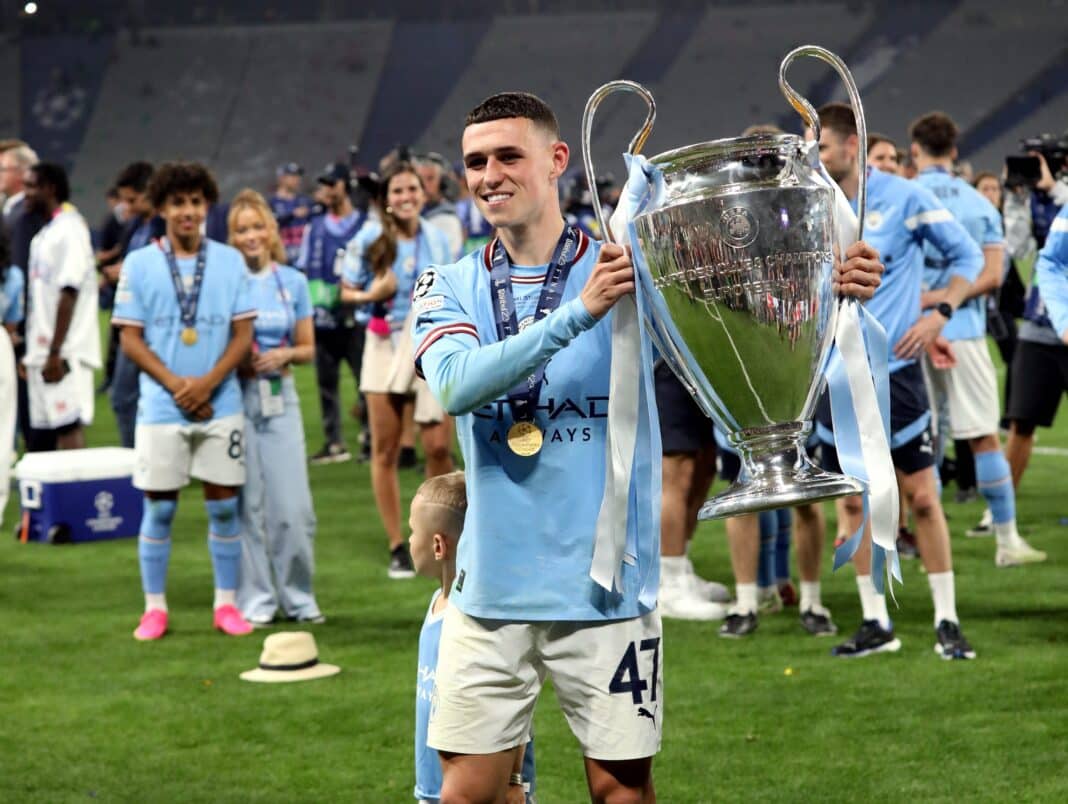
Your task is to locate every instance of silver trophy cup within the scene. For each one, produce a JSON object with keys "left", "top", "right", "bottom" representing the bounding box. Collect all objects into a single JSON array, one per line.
[{"left": 583, "top": 46, "right": 870, "bottom": 519}]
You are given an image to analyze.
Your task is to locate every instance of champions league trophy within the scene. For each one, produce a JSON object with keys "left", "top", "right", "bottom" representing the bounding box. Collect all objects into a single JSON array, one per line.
[{"left": 583, "top": 46, "right": 871, "bottom": 519}]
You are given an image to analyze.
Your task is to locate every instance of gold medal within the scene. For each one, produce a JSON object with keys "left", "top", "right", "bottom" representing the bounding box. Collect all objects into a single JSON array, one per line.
[
  {"left": 180, "top": 327, "right": 198, "bottom": 346},
  {"left": 507, "top": 421, "right": 543, "bottom": 456}
]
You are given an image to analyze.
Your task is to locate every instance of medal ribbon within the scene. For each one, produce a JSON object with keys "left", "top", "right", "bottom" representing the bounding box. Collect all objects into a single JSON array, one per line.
[
  {"left": 161, "top": 237, "right": 207, "bottom": 334},
  {"left": 270, "top": 264, "right": 293, "bottom": 347},
  {"left": 489, "top": 224, "right": 580, "bottom": 423}
]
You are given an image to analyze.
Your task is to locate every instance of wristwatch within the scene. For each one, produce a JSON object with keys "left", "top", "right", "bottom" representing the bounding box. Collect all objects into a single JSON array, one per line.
[{"left": 935, "top": 302, "right": 954, "bottom": 320}]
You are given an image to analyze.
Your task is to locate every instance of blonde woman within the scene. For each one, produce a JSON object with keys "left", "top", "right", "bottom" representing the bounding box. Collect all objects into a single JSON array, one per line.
[
  {"left": 341, "top": 162, "right": 454, "bottom": 578},
  {"left": 228, "top": 189, "right": 322, "bottom": 624}
]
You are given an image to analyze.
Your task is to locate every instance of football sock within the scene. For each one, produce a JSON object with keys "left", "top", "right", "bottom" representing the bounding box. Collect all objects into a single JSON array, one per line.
[
  {"left": 206, "top": 498, "right": 241, "bottom": 600},
  {"left": 660, "top": 555, "right": 687, "bottom": 582},
  {"left": 975, "top": 451, "right": 1017, "bottom": 547},
  {"left": 856, "top": 575, "right": 890, "bottom": 630},
  {"left": 145, "top": 593, "right": 168, "bottom": 614},
  {"left": 927, "top": 571, "right": 958, "bottom": 626},
  {"left": 757, "top": 511, "right": 776, "bottom": 589},
  {"left": 214, "top": 589, "right": 237, "bottom": 609},
  {"left": 735, "top": 583, "right": 758, "bottom": 615},
  {"left": 800, "top": 580, "right": 822, "bottom": 613},
  {"left": 138, "top": 498, "right": 177, "bottom": 601}
]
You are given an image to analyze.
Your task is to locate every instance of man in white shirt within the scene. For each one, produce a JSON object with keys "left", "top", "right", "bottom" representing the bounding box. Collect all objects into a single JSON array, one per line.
[{"left": 22, "top": 162, "right": 101, "bottom": 449}]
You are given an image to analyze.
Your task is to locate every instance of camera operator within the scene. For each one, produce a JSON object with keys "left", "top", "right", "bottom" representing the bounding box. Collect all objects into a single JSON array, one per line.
[
  {"left": 1001, "top": 135, "right": 1068, "bottom": 505},
  {"left": 1003, "top": 134, "right": 1068, "bottom": 260}
]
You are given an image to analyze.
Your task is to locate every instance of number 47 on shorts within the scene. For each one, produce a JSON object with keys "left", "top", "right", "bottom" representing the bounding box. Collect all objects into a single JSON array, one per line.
[{"left": 609, "top": 637, "right": 660, "bottom": 705}]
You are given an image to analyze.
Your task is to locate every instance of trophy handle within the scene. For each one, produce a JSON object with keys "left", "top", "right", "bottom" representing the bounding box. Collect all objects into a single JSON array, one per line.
[
  {"left": 581, "top": 80, "right": 656, "bottom": 244},
  {"left": 779, "top": 46, "right": 867, "bottom": 240}
]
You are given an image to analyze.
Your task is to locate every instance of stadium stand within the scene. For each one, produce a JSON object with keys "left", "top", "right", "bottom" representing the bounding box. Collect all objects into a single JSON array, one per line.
[{"left": 71, "top": 22, "right": 394, "bottom": 212}]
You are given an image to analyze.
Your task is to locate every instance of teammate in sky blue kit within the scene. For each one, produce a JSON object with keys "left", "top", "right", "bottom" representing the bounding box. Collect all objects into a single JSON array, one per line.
[
  {"left": 412, "top": 93, "right": 884, "bottom": 803},
  {"left": 227, "top": 189, "right": 323, "bottom": 626},
  {"left": 112, "top": 162, "right": 257, "bottom": 642},
  {"left": 912, "top": 112, "right": 1046, "bottom": 568},
  {"left": 811, "top": 102, "right": 980, "bottom": 660},
  {"left": 408, "top": 472, "right": 536, "bottom": 804}
]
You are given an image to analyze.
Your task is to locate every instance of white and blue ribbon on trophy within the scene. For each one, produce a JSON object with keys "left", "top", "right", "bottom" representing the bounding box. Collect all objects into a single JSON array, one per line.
[
  {"left": 815, "top": 161, "right": 901, "bottom": 594},
  {"left": 590, "top": 154, "right": 663, "bottom": 605}
]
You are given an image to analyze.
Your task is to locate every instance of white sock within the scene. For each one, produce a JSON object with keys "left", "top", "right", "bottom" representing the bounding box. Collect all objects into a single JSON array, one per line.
[
  {"left": 214, "top": 588, "right": 236, "bottom": 609},
  {"left": 800, "top": 580, "right": 822, "bottom": 613},
  {"left": 735, "top": 582, "right": 758, "bottom": 615},
  {"left": 993, "top": 521, "right": 1019, "bottom": 549},
  {"left": 927, "top": 571, "right": 958, "bottom": 626},
  {"left": 856, "top": 575, "right": 890, "bottom": 630},
  {"left": 145, "top": 593, "right": 167, "bottom": 613},
  {"left": 661, "top": 555, "right": 687, "bottom": 578}
]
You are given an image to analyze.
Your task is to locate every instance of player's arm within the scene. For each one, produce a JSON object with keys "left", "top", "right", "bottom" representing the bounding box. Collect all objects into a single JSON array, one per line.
[
  {"left": 1035, "top": 212, "right": 1068, "bottom": 344},
  {"left": 416, "top": 246, "right": 631, "bottom": 416},
  {"left": 173, "top": 317, "right": 255, "bottom": 412},
  {"left": 504, "top": 744, "right": 527, "bottom": 804},
  {"left": 895, "top": 193, "right": 982, "bottom": 358},
  {"left": 40, "top": 287, "right": 76, "bottom": 383}
]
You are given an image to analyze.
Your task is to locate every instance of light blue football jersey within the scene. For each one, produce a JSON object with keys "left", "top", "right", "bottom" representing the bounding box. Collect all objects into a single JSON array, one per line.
[
  {"left": 112, "top": 238, "right": 256, "bottom": 425},
  {"left": 246, "top": 264, "right": 312, "bottom": 352},
  {"left": 412, "top": 233, "right": 660, "bottom": 621},
  {"left": 1035, "top": 207, "right": 1068, "bottom": 340},
  {"left": 342, "top": 219, "right": 452, "bottom": 332},
  {"left": 415, "top": 591, "right": 536, "bottom": 802},
  {"left": 916, "top": 167, "right": 1004, "bottom": 341},
  {"left": 853, "top": 167, "right": 983, "bottom": 372}
]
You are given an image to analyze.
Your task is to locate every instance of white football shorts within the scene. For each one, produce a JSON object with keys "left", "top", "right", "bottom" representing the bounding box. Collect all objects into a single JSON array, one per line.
[
  {"left": 428, "top": 605, "right": 663, "bottom": 761},
  {"left": 133, "top": 412, "right": 246, "bottom": 491}
]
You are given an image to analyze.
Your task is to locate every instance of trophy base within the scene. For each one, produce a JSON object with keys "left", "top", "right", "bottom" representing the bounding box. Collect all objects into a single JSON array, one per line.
[{"left": 698, "top": 430, "right": 864, "bottom": 520}]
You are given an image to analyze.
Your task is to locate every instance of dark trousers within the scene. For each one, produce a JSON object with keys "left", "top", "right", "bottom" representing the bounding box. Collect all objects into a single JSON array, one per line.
[
  {"left": 14, "top": 342, "right": 56, "bottom": 453},
  {"left": 109, "top": 347, "right": 139, "bottom": 449},
  {"left": 314, "top": 325, "right": 365, "bottom": 446}
]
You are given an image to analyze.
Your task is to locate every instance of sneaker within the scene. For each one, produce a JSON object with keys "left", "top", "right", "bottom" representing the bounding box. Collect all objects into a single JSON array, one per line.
[
  {"left": 896, "top": 527, "right": 919, "bottom": 559},
  {"left": 246, "top": 613, "right": 275, "bottom": 630},
  {"left": 757, "top": 587, "right": 783, "bottom": 615},
  {"left": 777, "top": 580, "right": 798, "bottom": 607},
  {"left": 684, "top": 557, "right": 731, "bottom": 603},
  {"left": 718, "top": 610, "right": 758, "bottom": 638},
  {"left": 800, "top": 607, "right": 838, "bottom": 636},
  {"left": 659, "top": 573, "right": 728, "bottom": 620},
  {"left": 966, "top": 508, "right": 993, "bottom": 538},
  {"left": 298, "top": 614, "right": 327, "bottom": 624},
  {"left": 133, "top": 609, "right": 169, "bottom": 641},
  {"left": 995, "top": 539, "right": 1047, "bottom": 567},
  {"left": 934, "top": 619, "right": 976, "bottom": 660},
  {"left": 309, "top": 443, "right": 352, "bottom": 466},
  {"left": 388, "top": 545, "right": 416, "bottom": 579},
  {"left": 213, "top": 604, "right": 253, "bottom": 636},
  {"left": 831, "top": 620, "right": 901, "bottom": 658}
]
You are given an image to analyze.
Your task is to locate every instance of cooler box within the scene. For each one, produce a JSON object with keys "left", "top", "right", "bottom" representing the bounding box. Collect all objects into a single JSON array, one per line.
[{"left": 14, "top": 448, "right": 141, "bottom": 544}]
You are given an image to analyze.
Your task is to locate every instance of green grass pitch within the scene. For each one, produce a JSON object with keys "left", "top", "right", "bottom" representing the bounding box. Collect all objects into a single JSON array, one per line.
[{"left": 2, "top": 330, "right": 1066, "bottom": 802}]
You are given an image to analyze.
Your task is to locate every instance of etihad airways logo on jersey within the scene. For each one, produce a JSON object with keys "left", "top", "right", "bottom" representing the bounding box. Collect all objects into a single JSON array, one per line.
[
  {"left": 473, "top": 395, "right": 608, "bottom": 421},
  {"left": 476, "top": 395, "right": 608, "bottom": 448}
]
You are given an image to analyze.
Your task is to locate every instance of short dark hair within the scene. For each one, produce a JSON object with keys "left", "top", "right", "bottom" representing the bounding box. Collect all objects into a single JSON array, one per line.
[
  {"left": 30, "top": 162, "right": 70, "bottom": 203},
  {"left": 464, "top": 92, "right": 560, "bottom": 138},
  {"left": 817, "top": 102, "right": 856, "bottom": 140},
  {"left": 115, "top": 161, "right": 154, "bottom": 193},
  {"left": 147, "top": 161, "right": 219, "bottom": 209},
  {"left": 909, "top": 112, "right": 959, "bottom": 158},
  {"left": 867, "top": 132, "right": 896, "bottom": 153}
]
